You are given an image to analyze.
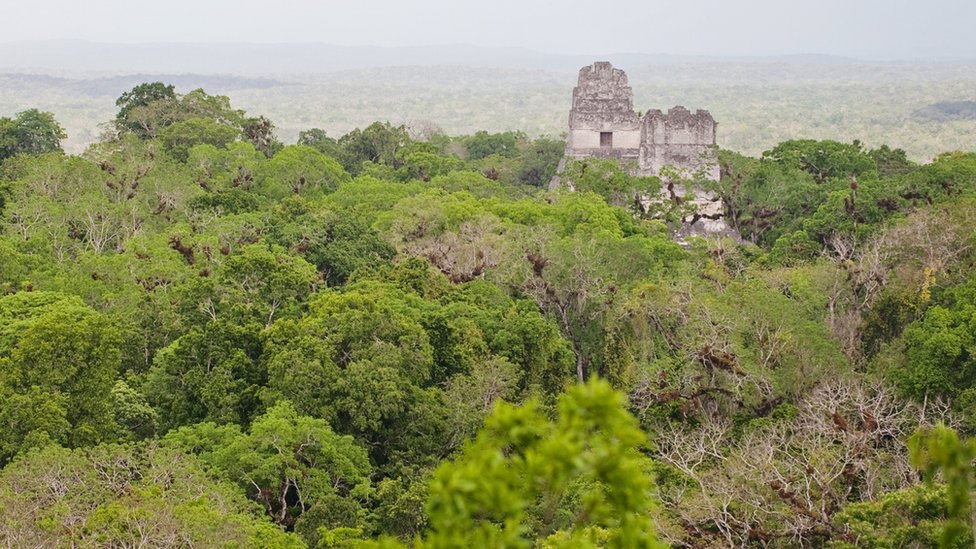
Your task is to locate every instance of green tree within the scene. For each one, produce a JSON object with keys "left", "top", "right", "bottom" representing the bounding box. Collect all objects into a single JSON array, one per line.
[
  {"left": 465, "top": 130, "right": 525, "bottom": 160},
  {"left": 299, "top": 128, "right": 343, "bottom": 159},
  {"left": 0, "top": 116, "right": 17, "bottom": 161},
  {"left": 561, "top": 158, "right": 661, "bottom": 216},
  {"left": 618, "top": 266, "right": 848, "bottom": 419},
  {"left": 0, "top": 443, "right": 303, "bottom": 547},
  {"left": 187, "top": 140, "right": 267, "bottom": 196},
  {"left": 869, "top": 144, "right": 916, "bottom": 178},
  {"left": 888, "top": 279, "right": 976, "bottom": 415},
  {"left": 719, "top": 149, "right": 826, "bottom": 245},
  {"left": 0, "top": 109, "right": 66, "bottom": 161},
  {"left": 0, "top": 291, "right": 121, "bottom": 462},
  {"left": 263, "top": 283, "right": 435, "bottom": 434},
  {"left": 111, "top": 379, "right": 158, "bottom": 441},
  {"left": 422, "top": 379, "right": 665, "bottom": 548},
  {"left": 178, "top": 88, "right": 245, "bottom": 126},
  {"left": 499, "top": 193, "right": 682, "bottom": 382},
  {"left": 338, "top": 122, "right": 411, "bottom": 175},
  {"left": 518, "top": 137, "right": 566, "bottom": 187},
  {"left": 397, "top": 151, "right": 462, "bottom": 182},
  {"left": 114, "top": 81, "right": 177, "bottom": 136},
  {"left": 267, "top": 196, "right": 396, "bottom": 286},
  {"left": 114, "top": 85, "right": 247, "bottom": 148},
  {"left": 379, "top": 189, "right": 507, "bottom": 284},
  {"left": 263, "top": 145, "right": 350, "bottom": 197},
  {"left": 165, "top": 401, "right": 372, "bottom": 539},
  {"left": 892, "top": 151, "right": 976, "bottom": 206},
  {"left": 161, "top": 117, "right": 242, "bottom": 161},
  {"left": 212, "top": 243, "right": 319, "bottom": 327},
  {"left": 145, "top": 320, "right": 264, "bottom": 430},
  {"left": 832, "top": 484, "right": 970, "bottom": 549},
  {"left": 763, "top": 139, "right": 877, "bottom": 184},
  {"left": 243, "top": 115, "right": 282, "bottom": 158},
  {"left": 909, "top": 425, "right": 976, "bottom": 548}
]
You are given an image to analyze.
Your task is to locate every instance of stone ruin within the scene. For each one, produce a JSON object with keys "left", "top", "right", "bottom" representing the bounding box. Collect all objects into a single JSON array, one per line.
[
  {"left": 555, "top": 61, "right": 731, "bottom": 239},
  {"left": 566, "top": 62, "right": 642, "bottom": 163}
]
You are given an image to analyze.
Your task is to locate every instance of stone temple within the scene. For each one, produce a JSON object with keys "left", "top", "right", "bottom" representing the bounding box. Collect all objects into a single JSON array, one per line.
[
  {"left": 565, "top": 61, "right": 719, "bottom": 179},
  {"left": 557, "top": 61, "right": 730, "bottom": 237}
]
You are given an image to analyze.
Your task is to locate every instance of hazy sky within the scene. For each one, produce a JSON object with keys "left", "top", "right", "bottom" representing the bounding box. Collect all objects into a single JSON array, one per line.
[{"left": 5, "top": 0, "right": 975, "bottom": 59}]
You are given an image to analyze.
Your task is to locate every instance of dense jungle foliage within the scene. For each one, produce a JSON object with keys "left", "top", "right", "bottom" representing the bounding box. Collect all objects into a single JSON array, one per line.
[{"left": 1, "top": 83, "right": 976, "bottom": 548}]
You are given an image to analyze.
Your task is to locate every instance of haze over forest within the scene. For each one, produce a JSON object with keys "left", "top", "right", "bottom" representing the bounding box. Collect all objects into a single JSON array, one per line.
[
  {"left": 2, "top": 41, "right": 975, "bottom": 160},
  {"left": 3, "top": 0, "right": 975, "bottom": 158}
]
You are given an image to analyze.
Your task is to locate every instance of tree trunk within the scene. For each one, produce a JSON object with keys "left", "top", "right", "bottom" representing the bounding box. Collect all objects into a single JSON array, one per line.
[{"left": 575, "top": 349, "right": 586, "bottom": 383}]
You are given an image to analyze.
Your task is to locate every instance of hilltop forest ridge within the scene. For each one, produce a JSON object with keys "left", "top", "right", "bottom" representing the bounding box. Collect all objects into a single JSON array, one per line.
[
  {"left": 1, "top": 57, "right": 976, "bottom": 547},
  {"left": 1, "top": 41, "right": 975, "bottom": 160}
]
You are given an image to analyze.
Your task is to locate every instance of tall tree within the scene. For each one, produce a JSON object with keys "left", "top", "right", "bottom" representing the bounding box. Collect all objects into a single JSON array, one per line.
[
  {"left": 114, "top": 81, "right": 177, "bottom": 137},
  {"left": 243, "top": 115, "right": 282, "bottom": 158},
  {"left": 0, "top": 109, "right": 66, "bottom": 161},
  {"left": 0, "top": 292, "right": 121, "bottom": 462},
  {"left": 338, "top": 122, "right": 411, "bottom": 175}
]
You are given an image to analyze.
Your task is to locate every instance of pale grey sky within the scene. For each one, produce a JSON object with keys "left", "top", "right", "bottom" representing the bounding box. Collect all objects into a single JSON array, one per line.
[{"left": 4, "top": 0, "right": 975, "bottom": 59}]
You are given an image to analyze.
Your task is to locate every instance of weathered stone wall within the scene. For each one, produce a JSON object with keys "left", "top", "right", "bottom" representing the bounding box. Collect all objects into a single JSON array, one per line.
[
  {"left": 565, "top": 62, "right": 641, "bottom": 163},
  {"left": 567, "top": 62, "right": 639, "bottom": 130},
  {"left": 640, "top": 107, "right": 720, "bottom": 180},
  {"left": 644, "top": 107, "right": 716, "bottom": 144}
]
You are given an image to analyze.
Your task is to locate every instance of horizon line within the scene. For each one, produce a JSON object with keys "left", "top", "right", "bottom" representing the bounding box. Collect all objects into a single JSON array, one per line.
[{"left": 2, "top": 39, "right": 975, "bottom": 64}]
